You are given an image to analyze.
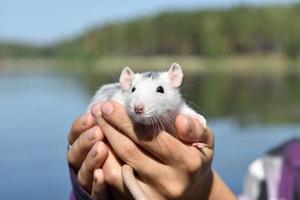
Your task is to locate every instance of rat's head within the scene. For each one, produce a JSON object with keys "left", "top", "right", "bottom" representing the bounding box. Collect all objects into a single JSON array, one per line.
[{"left": 119, "top": 63, "right": 184, "bottom": 125}]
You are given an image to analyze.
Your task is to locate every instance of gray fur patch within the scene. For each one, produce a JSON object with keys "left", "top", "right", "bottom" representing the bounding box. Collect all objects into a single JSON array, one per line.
[
  {"left": 101, "top": 83, "right": 121, "bottom": 99},
  {"left": 142, "top": 72, "right": 160, "bottom": 79}
]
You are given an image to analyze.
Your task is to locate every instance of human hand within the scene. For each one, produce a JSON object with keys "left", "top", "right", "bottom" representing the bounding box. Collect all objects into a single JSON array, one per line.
[
  {"left": 91, "top": 101, "right": 222, "bottom": 200},
  {"left": 67, "top": 113, "right": 110, "bottom": 200}
]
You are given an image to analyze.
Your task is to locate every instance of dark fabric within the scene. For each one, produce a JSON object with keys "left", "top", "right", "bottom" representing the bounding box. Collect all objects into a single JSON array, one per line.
[
  {"left": 69, "top": 164, "right": 93, "bottom": 200},
  {"left": 257, "top": 180, "right": 267, "bottom": 200},
  {"left": 279, "top": 139, "right": 300, "bottom": 200}
]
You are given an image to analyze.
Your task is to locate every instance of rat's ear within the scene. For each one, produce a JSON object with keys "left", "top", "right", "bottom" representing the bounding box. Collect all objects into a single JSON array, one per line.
[
  {"left": 119, "top": 66, "right": 135, "bottom": 91},
  {"left": 168, "top": 63, "right": 183, "bottom": 88}
]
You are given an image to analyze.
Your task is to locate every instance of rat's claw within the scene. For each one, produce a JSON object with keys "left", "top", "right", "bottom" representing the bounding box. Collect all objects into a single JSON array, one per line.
[{"left": 192, "top": 142, "right": 208, "bottom": 150}]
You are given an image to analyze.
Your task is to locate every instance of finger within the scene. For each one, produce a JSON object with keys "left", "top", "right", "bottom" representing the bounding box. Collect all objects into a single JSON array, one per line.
[
  {"left": 77, "top": 141, "right": 108, "bottom": 192},
  {"left": 103, "top": 148, "right": 165, "bottom": 200},
  {"left": 91, "top": 169, "right": 108, "bottom": 200},
  {"left": 97, "top": 118, "right": 193, "bottom": 198},
  {"left": 94, "top": 101, "right": 196, "bottom": 165},
  {"left": 67, "top": 126, "right": 104, "bottom": 171},
  {"left": 175, "top": 114, "right": 211, "bottom": 146},
  {"left": 199, "top": 127, "right": 214, "bottom": 164},
  {"left": 102, "top": 145, "right": 160, "bottom": 195},
  {"left": 102, "top": 148, "right": 124, "bottom": 193},
  {"left": 99, "top": 121, "right": 163, "bottom": 181},
  {"left": 69, "top": 113, "right": 96, "bottom": 144},
  {"left": 175, "top": 114, "right": 214, "bottom": 165}
]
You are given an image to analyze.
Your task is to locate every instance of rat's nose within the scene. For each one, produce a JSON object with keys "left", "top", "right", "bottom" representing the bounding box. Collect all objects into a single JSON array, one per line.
[{"left": 134, "top": 104, "right": 144, "bottom": 114}]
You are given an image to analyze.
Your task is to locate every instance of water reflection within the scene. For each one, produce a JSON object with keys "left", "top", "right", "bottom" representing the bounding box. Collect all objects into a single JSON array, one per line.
[
  {"left": 86, "top": 72, "right": 300, "bottom": 124},
  {"left": 0, "top": 73, "right": 89, "bottom": 200}
]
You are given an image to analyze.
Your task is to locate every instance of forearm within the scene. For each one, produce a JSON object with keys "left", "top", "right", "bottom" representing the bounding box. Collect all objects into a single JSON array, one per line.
[{"left": 208, "top": 170, "right": 237, "bottom": 200}]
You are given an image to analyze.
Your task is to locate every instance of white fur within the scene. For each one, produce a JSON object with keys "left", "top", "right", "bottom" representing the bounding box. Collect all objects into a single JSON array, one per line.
[{"left": 87, "top": 64, "right": 206, "bottom": 129}]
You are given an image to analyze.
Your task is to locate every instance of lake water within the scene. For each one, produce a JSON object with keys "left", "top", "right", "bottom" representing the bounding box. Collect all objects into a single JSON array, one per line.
[{"left": 0, "top": 72, "right": 299, "bottom": 199}]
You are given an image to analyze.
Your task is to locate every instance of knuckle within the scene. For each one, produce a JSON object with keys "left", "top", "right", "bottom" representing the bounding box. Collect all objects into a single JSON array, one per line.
[
  {"left": 94, "top": 169, "right": 105, "bottom": 184},
  {"left": 186, "top": 156, "right": 201, "bottom": 175},
  {"left": 68, "top": 116, "right": 81, "bottom": 143},
  {"left": 181, "top": 151, "right": 201, "bottom": 175},
  {"left": 71, "top": 116, "right": 81, "bottom": 130},
  {"left": 89, "top": 142, "right": 108, "bottom": 166},
  {"left": 97, "top": 145, "right": 109, "bottom": 160},
  {"left": 67, "top": 148, "right": 80, "bottom": 169},
  {"left": 79, "top": 128, "right": 96, "bottom": 150},
  {"left": 83, "top": 157, "right": 94, "bottom": 171},
  {"left": 165, "top": 182, "right": 186, "bottom": 199},
  {"left": 77, "top": 169, "right": 90, "bottom": 190},
  {"left": 77, "top": 134, "right": 86, "bottom": 151},
  {"left": 120, "top": 142, "right": 137, "bottom": 160},
  {"left": 66, "top": 151, "right": 76, "bottom": 167}
]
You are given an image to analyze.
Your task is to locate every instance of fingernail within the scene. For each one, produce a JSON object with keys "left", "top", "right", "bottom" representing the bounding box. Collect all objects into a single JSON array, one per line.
[
  {"left": 87, "top": 128, "right": 96, "bottom": 141},
  {"left": 91, "top": 104, "right": 102, "bottom": 117},
  {"left": 101, "top": 102, "right": 113, "bottom": 116}
]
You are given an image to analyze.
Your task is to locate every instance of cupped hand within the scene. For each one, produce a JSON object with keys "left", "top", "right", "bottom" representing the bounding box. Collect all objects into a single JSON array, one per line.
[
  {"left": 67, "top": 113, "right": 109, "bottom": 200},
  {"left": 92, "top": 101, "right": 216, "bottom": 200}
]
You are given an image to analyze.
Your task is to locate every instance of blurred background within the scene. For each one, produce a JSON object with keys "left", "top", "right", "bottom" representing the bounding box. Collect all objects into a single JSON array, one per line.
[{"left": 1, "top": 0, "right": 300, "bottom": 199}]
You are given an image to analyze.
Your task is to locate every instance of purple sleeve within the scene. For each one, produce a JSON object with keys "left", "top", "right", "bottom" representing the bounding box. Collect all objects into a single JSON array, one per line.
[{"left": 69, "top": 163, "right": 94, "bottom": 200}]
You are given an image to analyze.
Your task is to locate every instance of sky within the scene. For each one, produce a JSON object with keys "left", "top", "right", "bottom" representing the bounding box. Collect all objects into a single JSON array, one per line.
[{"left": 0, "top": 0, "right": 298, "bottom": 45}]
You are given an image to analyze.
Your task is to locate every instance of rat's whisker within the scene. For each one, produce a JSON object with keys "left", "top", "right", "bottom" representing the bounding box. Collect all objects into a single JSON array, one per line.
[
  {"left": 156, "top": 115, "right": 166, "bottom": 132},
  {"left": 160, "top": 114, "right": 176, "bottom": 135},
  {"left": 144, "top": 104, "right": 156, "bottom": 113},
  {"left": 185, "top": 100, "right": 206, "bottom": 115},
  {"left": 154, "top": 116, "right": 163, "bottom": 132},
  {"left": 149, "top": 117, "right": 155, "bottom": 134},
  {"left": 153, "top": 116, "right": 160, "bottom": 133}
]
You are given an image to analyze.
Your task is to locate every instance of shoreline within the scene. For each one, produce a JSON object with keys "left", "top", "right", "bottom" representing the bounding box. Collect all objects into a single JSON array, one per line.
[{"left": 0, "top": 54, "right": 299, "bottom": 75}]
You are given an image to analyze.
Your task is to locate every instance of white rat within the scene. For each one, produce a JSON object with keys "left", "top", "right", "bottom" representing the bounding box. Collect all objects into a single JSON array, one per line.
[{"left": 88, "top": 63, "right": 207, "bottom": 200}]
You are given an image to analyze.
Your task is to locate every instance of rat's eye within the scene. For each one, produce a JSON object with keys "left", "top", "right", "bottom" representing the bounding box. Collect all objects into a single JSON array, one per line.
[
  {"left": 131, "top": 87, "right": 136, "bottom": 93},
  {"left": 156, "top": 86, "right": 164, "bottom": 93}
]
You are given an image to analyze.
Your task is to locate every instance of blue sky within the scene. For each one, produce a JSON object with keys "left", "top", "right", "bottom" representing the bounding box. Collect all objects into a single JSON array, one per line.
[{"left": 0, "top": 0, "right": 298, "bottom": 45}]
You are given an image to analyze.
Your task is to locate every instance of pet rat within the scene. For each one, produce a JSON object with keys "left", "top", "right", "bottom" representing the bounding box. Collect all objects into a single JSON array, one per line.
[{"left": 88, "top": 63, "right": 207, "bottom": 200}]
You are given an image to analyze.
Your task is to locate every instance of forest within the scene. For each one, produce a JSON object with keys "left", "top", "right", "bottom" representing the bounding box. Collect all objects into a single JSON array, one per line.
[{"left": 1, "top": 4, "right": 300, "bottom": 58}]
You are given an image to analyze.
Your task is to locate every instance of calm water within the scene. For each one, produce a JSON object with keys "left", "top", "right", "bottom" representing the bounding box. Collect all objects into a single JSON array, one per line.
[{"left": 0, "top": 72, "right": 299, "bottom": 199}]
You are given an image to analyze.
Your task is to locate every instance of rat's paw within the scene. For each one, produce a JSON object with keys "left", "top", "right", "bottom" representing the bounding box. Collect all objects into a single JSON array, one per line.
[{"left": 192, "top": 142, "right": 209, "bottom": 150}]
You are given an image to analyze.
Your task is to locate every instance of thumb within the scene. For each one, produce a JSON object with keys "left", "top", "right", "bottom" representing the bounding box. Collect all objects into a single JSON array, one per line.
[{"left": 175, "top": 114, "right": 206, "bottom": 143}]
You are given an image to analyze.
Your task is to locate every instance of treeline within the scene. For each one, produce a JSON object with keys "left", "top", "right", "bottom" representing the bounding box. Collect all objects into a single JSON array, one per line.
[
  {"left": 0, "top": 42, "right": 42, "bottom": 58},
  {"left": 53, "top": 4, "right": 300, "bottom": 58},
  {"left": 0, "top": 42, "right": 56, "bottom": 58},
  {"left": 2, "top": 4, "right": 300, "bottom": 58}
]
